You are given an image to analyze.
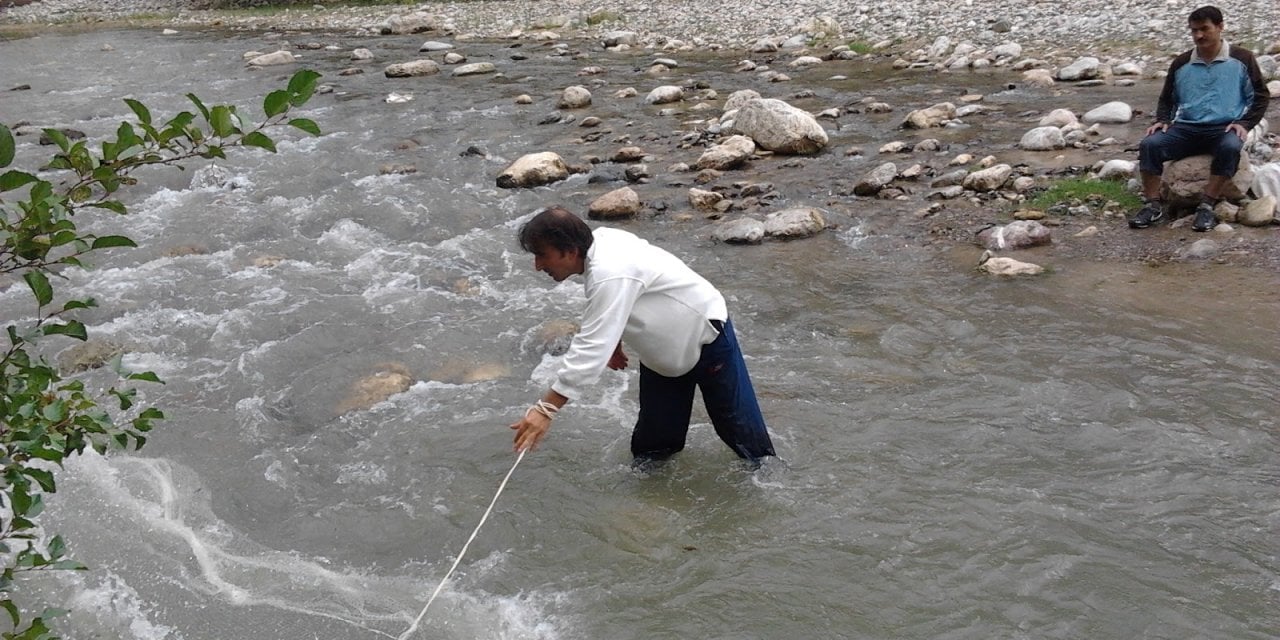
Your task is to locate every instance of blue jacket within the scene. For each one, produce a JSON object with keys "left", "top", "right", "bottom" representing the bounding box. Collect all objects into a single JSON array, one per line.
[{"left": 1156, "top": 43, "right": 1270, "bottom": 129}]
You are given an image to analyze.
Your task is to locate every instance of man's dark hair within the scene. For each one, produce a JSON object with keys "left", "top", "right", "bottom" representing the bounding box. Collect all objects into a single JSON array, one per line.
[
  {"left": 1188, "top": 5, "right": 1223, "bottom": 25},
  {"left": 518, "top": 206, "right": 594, "bottom": 256}
]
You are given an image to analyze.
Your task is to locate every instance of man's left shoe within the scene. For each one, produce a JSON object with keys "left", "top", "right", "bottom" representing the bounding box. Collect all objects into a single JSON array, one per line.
[{"left": 1191, "top": 202, "right": 1218, "bottom": 232}]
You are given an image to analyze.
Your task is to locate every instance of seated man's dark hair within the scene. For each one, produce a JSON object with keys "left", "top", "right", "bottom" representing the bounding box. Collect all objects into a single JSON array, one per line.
[
  {"left": 1188, "top": 5, "right": 1223, "bottom": 25},
  {"left": 518, "top": 206, "right": 594, "bottom": 256}
]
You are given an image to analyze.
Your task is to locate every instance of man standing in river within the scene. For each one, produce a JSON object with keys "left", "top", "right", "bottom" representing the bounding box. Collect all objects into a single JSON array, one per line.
[
  {"left": 509, "top": 206, "right": 777, "bottom": 468},
  {"left": 1128, "top": 5, "right": 1270, "bottom": 232}
]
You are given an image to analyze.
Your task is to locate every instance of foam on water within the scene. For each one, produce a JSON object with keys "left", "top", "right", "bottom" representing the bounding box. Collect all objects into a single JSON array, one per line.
[
  {"left": 320, "top": 218, "right": 391, "bottom": 251},
  {"left": 57, "top": 571, "right": 179, "bottom": 640},
  {"left": 93, "top": 306, "right": 222, "bottom": 341},
  {"left": 51, "top": 451, "right": 568, "bottom": 639}
]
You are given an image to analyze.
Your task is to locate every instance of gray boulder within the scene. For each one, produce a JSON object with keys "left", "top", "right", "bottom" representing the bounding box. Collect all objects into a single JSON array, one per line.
[
  {"left": 497, "top": 151, "right": 570, "bottom": 188},
  {"left": 977, "top": 220, "right": 1052, "bottom": 250},
  {"left": 764, "top": 207, "right": 826, "bottom": 239},
  {"left": 452, "top": 62, "right": 496, "bottom": 76},
  {"left": 901, "top": 103, "right": 956, "bottom": 129},
  {"left": 380, "top": 12, "right": 440, "bottom": 35},
  {"left": 558, "top": 85, "right": 592, "bottom": 109},
  {"left": 384, "top": 60, "right": 440, "bottom": 77},
  {"left": 247, "top": 51, "right": 295, "bottom": 67},
  {"left": 588, "top": 187, "right": 642, "bottom": 219},
  {"left": 1161, "top": 154, "right": 1253, "bottom": 210},
  {"left": 1083, "top": 101, "right": 1133, "bottom": 124},
  {"left": 712, "top": 218, "right": 766, "bottom": 244},
  {"left": 962, "top": 164, "right": 1013, "bottom": 192},
  {"left": 645, "top": 85, "right": 684, "bottom": 105},
  {"left": 695, "top": 135, "right": 756, "bottom": 170},
  {"left": 855, "top": 162, "right": 898, "bottom": 196},
  {"left": 1057, "top": 56, "right": 1101, "bottom": 81},
  {"left": 734, "top": 98, "right": 828, "bottom": 155},
  {"left": 1020, "top": 126, "right": 1066, "bottom": 150}
]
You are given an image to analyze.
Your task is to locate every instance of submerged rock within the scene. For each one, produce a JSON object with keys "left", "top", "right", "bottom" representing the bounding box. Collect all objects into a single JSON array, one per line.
[
  {"left": 977, "top": 250, "right": 1045, "bottom": 276},
  {"left": 335, "top": 364, "right": 413, "bottom": 414}
]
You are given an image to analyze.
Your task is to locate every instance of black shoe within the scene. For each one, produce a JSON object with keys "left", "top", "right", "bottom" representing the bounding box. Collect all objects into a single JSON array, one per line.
[
  {"left": 1191, "top": 202, "right": 1218, "bottom": 232},
  {"left": 1128, "top": 201, "right": 1164, "bottom": 229}
]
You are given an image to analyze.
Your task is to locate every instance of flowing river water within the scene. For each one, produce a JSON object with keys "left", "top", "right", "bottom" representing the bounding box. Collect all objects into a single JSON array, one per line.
[{"left": 1, "top": 27, "right": 1278, "bottom": 640}]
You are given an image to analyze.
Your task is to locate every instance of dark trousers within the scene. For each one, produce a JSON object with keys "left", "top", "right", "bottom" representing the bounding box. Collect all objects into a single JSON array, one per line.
[
  {"left": 631, "top": 318, "right": 776, "bottom": 462},
  {"left": 1138, "top": 122, "right": 1244, "bottom": 178}
]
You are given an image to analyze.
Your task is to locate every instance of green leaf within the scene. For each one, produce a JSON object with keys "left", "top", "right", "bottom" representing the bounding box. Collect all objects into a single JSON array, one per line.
[
  {"left": 86, "top": 200, "right": 128, "bottom": 215},
  {"left": 263, "top": 89, "right": 291, "bottom": 118},
  {"left": 42, "top": 128, "right": 70, "bottom": 152},
  {"left": 69, "top": 185, "right": 93, "bottom": 202},
  {"left": 288, "top": 118, "right": 321, "bottom": 136},
  {"left": 0, "top": 599, "right": 18, "bottom": 628},
  {"left": 90, "top": 235, "right": 137, "bottom": 249},
  {"left": 41, "top": 401, "right": 66, "bottom": 423},
  {"left": 27, "top": 496, "right": 44, "bottom": 520},
  {"left": 127, "top": 371, "right": 163, "bottom": 383},
  {"left": 240, "top": 131, "right": 276, "bottom": 153},
  {"left": 23, "top": 271, "right": 53, "bottom": 307},
  {"left": 186, "top": 93, "right": 211, "bottom": 121},
  {"left": 0, "top": 170, "right": 38, "bottom": 192},
  {"left": 41, "top": 321, "right": 87, "bottom": 341},
  {"left": 24, "top": 468, "right": 55, "bottom": 493},
  {"left": 61, "top": 298, "right": 96, "bottom": 312},
  {"left": 209, "top": 105, "right": 238, "bottom": 138},
  {"left": 124, "top": 98, "right": 152, "bottom": 125},
  {"left": 0, "top": 123, "right": 13, "bottom": 168},
  {"left": 286, "top": 69, "right": 321, "bottom": 106}
]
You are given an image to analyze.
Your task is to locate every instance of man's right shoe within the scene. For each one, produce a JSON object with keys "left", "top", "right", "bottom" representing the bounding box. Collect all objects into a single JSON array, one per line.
[
  {"left": 1128, "top": 201, "right": 1165, "bottom": 229},
  {"left": 1191, "top": 202, "right": 1218, "bottom": 232}
]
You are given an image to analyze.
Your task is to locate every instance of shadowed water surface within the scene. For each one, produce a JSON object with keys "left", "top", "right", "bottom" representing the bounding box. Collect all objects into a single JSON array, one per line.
[{"left": 0, "top": 29, "right": 1277, "bottom": 640}]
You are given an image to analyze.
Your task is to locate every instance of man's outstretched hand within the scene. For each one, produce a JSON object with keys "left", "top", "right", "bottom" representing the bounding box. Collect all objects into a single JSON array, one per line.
[{"left": 511, "top": 411, "right": 550, "bottom": 452}]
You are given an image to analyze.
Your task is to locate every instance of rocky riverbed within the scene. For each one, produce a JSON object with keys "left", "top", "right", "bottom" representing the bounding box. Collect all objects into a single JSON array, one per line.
[
  {"left": 3, "top": 0, "right": 1280, "bottom": 269},
  {"left": 3, "top": 0, "right": 1279, "bottom": 58}
]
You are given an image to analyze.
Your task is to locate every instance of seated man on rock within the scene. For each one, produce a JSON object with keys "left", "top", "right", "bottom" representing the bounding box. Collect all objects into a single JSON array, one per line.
[{"left": 1129, "top": 4, "right": 1270, "bottom": 231}]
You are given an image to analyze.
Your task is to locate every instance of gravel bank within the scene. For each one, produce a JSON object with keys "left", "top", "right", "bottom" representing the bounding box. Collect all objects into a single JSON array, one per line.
[{"left": 3, "top": 0, "right": 1279, "bottom": 59}]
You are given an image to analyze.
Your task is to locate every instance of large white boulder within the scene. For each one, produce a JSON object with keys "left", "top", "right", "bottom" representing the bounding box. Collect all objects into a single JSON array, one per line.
[
  {"left": 734, "top": 98, "right": 829, "bottom": 155},
  {"left": 1020, "top": 126, "right": 1066, "bottom": 150},
  {"left": 1083, "top": 101, "right": 1133, "bottom": 124}
]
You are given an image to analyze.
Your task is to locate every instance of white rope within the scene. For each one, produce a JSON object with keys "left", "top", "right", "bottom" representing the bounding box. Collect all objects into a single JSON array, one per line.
[{"left": 396, "top": 449, "right": 527, "bottom": 640}]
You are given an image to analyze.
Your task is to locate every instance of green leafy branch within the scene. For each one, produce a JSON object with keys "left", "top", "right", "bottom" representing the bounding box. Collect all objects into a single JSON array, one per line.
[{"left": 0, "top": 68, "right": 323, "bottom": 639}]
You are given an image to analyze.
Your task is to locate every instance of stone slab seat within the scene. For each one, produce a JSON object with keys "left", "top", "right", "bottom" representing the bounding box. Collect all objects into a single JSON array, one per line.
[{"left": 1159, "top": 152, "right": 1254, "bottom": 214}]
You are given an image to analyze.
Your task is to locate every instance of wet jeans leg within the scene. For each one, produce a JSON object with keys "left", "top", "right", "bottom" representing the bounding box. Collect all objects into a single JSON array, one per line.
[
  {"left": 1209, "top": 130, "right": 1243, "bottom": 177},
  {"left": 696, "top": 318, "right": 776, "bottom": 461},
  {"left": 631, "top": 363, "right": 696, "bottom": 460}
]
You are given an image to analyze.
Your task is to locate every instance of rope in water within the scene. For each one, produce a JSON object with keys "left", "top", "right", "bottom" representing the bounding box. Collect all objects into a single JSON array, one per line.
[{"left": 396, "top": 449, "right": 527, "bottom": 640}]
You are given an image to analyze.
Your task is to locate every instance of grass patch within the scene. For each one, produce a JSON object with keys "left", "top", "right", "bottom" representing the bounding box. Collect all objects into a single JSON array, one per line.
[
  {"left": 1027, "top": 177, "right": 1141, "bottom": 211},
  {"left": 845, "top": 39, "right": 875, "bottom": 55}
]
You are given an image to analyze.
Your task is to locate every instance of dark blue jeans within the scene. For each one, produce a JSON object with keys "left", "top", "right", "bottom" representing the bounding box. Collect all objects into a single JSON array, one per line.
[
  {"left": 631, "top": 318, "right": 776, "bottom": 462},
  {"left": 1138, "top": 122, "right": 1244, "bottom": 177}
]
